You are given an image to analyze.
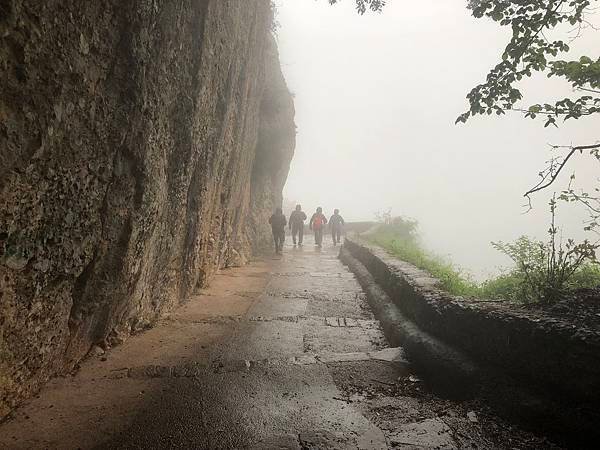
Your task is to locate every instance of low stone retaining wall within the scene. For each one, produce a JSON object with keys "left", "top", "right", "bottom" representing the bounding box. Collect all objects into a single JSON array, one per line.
[{"left": 342, "top": 236, "right": 600, "bottom": 440}]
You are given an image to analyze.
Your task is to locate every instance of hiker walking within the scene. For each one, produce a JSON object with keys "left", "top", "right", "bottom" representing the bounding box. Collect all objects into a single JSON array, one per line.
[
  {"left": 289, "top": 204, "right": 307, "bottom": 246},
  {"left": 309, "top": 207, "right": 328, "bottom": 248},
  {"left": 268, "top": 207, "right": 287, "bottom": 255},
  {"left": 329, "top": 209, "right": 345, "bottom": 245}
]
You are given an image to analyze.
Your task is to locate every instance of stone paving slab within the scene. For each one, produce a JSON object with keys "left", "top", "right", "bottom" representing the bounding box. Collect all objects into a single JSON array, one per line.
[
  {"left": 246, "top": 294, "right": 309, "bottom": 317},
  {"left": 306, "top": 294, "right": 373, "bottom": 319},
  {"left": 122, "top": 348, "right": 408, "bottom": 379},
  {"left": 94, "top": 365, "right": 388, "bottom": 449},
  {"left": 303, "top": 323, "right": 387, "bottom": 354},
  {"left": 214, "top": 320, "right": 305, "bottom": 362}
]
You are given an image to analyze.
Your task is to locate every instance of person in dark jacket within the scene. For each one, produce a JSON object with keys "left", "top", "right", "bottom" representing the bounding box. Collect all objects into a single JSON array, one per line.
[
  {"left": 329, "top": 208, "right": 345, "bottom": 245},
  {"left": 268, "top": 207, "right": 287, "bottom": 254},
  {"left": 289, "top": 204, "right": 307, "bottom": 246},
  {"left": 309, "top": 207, "right": 328, "bottom": 248}
]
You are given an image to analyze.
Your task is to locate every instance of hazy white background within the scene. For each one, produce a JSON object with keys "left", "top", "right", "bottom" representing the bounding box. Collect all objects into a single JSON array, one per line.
[{"left": 276, "top": 0, "right": 599, "bottom": 278}]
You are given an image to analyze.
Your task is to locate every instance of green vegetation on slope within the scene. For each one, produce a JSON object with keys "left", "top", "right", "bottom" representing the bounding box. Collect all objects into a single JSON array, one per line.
[
  {"left": 365, "top": 219, "right": 481, "bottom": 297},
  {"left": 364, "top": 218, "right": 600, "bottom": 303}
]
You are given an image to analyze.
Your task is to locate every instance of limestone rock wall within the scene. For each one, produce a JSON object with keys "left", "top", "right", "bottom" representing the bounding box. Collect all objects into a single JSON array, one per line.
[{"left": 0, "top": 0, "right": 295, "bottom": 417}]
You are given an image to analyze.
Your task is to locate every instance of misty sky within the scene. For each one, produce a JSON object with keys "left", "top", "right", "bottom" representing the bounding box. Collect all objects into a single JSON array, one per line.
[{"left": 276, "top": 0, "right": 599, "bottom": 278}]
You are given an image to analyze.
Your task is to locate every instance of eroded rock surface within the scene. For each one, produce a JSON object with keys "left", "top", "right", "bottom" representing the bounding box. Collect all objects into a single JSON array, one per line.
[{"left": 0, "top": 0, "right": 295, "bottom": 417}]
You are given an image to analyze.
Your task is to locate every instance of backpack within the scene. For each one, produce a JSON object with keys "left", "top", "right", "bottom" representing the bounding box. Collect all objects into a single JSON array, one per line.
[{"left": 313, "top": 214, "right": 324, "bottom": 229}]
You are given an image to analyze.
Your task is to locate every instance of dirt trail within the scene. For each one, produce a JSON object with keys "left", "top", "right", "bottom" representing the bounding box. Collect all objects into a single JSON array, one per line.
[{"left": 0, "top": 237, "right": 555, "bottom": 449}]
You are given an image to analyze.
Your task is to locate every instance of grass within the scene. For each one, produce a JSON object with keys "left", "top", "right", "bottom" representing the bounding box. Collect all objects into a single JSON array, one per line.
[
  {"left": 365, "top": 222, "right": 481, "bottom": 297},
  {"left": 569, "top": 263, "right": 600, "bottom": 289},
  {"left": 364, "top": 221, "right": 600, "bottom": 302}
]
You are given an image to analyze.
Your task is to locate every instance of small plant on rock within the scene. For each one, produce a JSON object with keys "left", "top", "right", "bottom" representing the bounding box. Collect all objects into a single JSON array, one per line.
[
  {"left": 492, "top": 198, "right": 599, "bottom": 304},
  {"left": 374, "top": 208, "right": 393, "bottom": 225}
]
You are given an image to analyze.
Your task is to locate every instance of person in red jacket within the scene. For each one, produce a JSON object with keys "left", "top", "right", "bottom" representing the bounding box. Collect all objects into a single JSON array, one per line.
[{"left": 309, "top": 207, "right": 328, "bottom": 248}]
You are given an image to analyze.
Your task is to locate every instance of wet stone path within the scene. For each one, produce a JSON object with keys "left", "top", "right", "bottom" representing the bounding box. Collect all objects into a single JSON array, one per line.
[{"left": 0, "top": 236, "right": 555, "bottom": 449}]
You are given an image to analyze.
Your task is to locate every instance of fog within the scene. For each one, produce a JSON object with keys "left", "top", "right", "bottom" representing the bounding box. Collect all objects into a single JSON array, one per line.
[{"left": 276, "top": 0, "right": 599, "bottom": 278}]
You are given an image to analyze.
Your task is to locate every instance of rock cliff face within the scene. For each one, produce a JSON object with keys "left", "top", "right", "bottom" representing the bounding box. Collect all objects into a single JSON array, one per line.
[{"left": 0, "top": 0, "right": 295, "bottom": 417}]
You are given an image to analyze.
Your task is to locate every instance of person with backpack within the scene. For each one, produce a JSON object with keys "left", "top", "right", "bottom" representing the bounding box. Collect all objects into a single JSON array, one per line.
[
  {"left": 329, "top": 209, "right": 345, "bottom": 245},
  {"left": 268, "top": 207, "right": 287, "bottom": 255},
  {"left": 289, "top": 204, "right": 307, "bottom": 246},
  {"left": 309, "top": 207, "right": 328, "bottom": 248}
]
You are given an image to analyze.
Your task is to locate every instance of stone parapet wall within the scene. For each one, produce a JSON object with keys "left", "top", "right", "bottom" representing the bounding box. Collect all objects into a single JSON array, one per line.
[{"left": 343, "top": 236, "right": 600, "bottom": 411}]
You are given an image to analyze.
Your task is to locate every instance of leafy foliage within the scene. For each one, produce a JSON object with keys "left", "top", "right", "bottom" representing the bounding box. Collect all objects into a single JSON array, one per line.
[
  {"left": 491, "top": 236, "right": 598, "bottom": 303},
  {"left": 458, "top": 0, "right": 600, "bottom": 127},
  {"left": 570, "top": 260, "right": 600, "bottom": 287},
  {"left": 491, "top": 197, "right": 598, "bottom": 303},
  {"left": 479, "top": 272, "right": 525, "bottom": 302},
  {"left": 327, "top": 0, "right": 386, "bottom": 15}
]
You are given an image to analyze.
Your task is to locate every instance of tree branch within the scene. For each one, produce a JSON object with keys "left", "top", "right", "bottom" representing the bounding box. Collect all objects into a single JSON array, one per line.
[
  {"left": 577, "top": 87, "right": 600, "bottom": 95},
  {"left": 524, "top": 143, "right": 600, "bottom": 197}
]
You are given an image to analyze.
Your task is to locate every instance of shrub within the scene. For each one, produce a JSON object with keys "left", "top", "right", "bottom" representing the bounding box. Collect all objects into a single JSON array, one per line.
[
  {"left": 491, "top": 199, "right": 598, "bottom": 303},
  {"left": 570, "top": 263, "right": 600, "bottom": 289},
  {"left": 479, "top": 272, "right": 524, "bottom": 302}
]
